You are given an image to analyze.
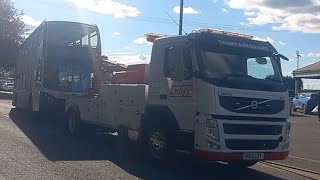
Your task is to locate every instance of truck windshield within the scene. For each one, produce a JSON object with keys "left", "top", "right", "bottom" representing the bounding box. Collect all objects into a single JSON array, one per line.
[{"left": 198, "top": 50, "right": 286, "bottom": 92}]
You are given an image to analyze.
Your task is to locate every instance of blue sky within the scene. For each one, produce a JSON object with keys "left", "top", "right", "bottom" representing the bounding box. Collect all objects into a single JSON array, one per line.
[{"left": 13, "top": 0, "right": 320, "bottom": 89}]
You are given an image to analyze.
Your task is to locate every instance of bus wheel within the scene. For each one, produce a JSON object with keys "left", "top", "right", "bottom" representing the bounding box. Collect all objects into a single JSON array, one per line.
[
  {"left": 228, "top": 161, "right": 258, "bottom": 168},
  {"left": 66, "top": 109, "right": 82, "bottom": 136},
  {"left": 28, "top": 96, "right": 33, "bottom": 112},
  {"left": 147, "top": 127, "right": 173, "bottom": 162},
  {"left": 14, "top": 94, "right": 21, "bottom": 110}
]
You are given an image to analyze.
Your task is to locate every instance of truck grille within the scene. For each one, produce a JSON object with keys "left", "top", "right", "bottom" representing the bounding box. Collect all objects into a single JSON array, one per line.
[
  {"left": 223, "top": 124, "right": 282, "bottom": 135},
  {"left": 225, "top": 139, "right": 280, "bottom": 150},
  {"left": 219, "top": 96, "right": 284, "bottom": 114}
]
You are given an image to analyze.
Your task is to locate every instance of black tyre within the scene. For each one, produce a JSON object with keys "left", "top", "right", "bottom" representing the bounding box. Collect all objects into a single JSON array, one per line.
[
  {"left": 147, "top": 127, "right": 173, "bottom": 162},
  {"left": 28, "top": 96, "right": 33, "bottom": 112},
  {"left": 12, "top": 94, "right": 17, "bottom": 106},
  {"left": 66, "top": 109, "right": 82, "bottom": 136},
  {"left": 14, "top": 94, "right": 22, "bottom": 111},
  {"left": 292, "top": 103, "right": 297, "bottom": 112},
  {"left": 228, "top": 161, "right": 258, "bottom": 168},
  {"left": 302, "top": 104, "right": 307, "bottom": 114}
]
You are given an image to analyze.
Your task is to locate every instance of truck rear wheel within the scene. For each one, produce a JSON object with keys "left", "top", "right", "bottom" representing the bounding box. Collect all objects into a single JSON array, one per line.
[
  {"left": 147, "top": 127, "right": 173, "bottom": 162},
  {"left": 228, "top": 161, "right": 258, "bottom": 168},
  {"left": 66, "top": 109, "right": 82, "bottom": 136}
]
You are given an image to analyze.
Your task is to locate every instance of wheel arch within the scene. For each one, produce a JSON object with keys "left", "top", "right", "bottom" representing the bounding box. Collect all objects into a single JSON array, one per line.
[
  {"left": 66, "top": 105, "right": 80, "bottom": 119},
  {"left": 142, "top": 104, "right": 180, "bottom": 133}
]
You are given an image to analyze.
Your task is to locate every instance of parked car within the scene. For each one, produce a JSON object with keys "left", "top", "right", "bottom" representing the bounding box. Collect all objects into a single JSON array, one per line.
[
  {"left": 292, "top": 93, "right": 318, "bottom": 114},
  {"left": 1, "top": 82, "right": 14, "bottom": 92}
]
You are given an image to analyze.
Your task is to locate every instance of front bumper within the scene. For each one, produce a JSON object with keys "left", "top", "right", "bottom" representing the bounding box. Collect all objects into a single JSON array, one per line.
[
  {"left": 192, "top": 150, "right": 289, "bottom": 161},
  {"left": 194, "top": 115, "right": 290, "bottom": 161}
]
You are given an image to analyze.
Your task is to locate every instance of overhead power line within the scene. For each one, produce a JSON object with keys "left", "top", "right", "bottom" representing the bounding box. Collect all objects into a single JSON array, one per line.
[
  {"left": 35, "top": 0, "right": 285, "bottom": 33},
  {"left": 165, "top": 11, "right": 187, "bottom": 34}
]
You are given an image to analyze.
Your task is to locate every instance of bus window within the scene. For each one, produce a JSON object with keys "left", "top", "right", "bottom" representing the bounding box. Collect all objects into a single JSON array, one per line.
[
  {"left": 90, "top": 32, "right": 98, "bottom": 48},
  {"left": 82, "top": 35, "right": 89, "bottom": 46}
]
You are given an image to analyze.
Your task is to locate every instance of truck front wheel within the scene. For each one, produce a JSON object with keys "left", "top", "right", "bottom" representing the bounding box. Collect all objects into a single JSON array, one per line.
[
  {"left": 66, "top": 109, "right": 82, "bottom": 136},
  {"left": 147, "top": 128, "right": 173, "bottom": 162}
]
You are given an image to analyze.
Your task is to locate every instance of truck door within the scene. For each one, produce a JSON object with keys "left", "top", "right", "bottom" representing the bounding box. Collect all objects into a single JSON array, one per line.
[{"left": 165, "top": 45, "right": 197, "bottom": 130}]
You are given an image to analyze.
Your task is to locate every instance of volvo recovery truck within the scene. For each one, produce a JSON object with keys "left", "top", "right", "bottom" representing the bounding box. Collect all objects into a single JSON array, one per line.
[{"left": 65, "top": 29, "right": 291, "bottom": 167}]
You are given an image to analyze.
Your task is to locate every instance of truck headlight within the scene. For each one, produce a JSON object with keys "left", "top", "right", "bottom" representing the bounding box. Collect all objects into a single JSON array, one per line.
[
  {"left": 206, "top": 139, "right": 220, "bottom": 149},
  {"left": 206, "top": 119, "right": 219, "bottom": 141}
]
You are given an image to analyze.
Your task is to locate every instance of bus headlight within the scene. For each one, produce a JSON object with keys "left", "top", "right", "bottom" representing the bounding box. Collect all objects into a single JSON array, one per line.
[{"left": 206, "top": 119, "right": 219, "bottom": 141}]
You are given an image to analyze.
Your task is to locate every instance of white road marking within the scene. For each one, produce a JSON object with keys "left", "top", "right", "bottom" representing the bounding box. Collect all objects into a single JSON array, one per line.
[
  {"left": 289, "top": 155, "right": 320, "bottom": 163},
  {"left": 260, "top": 161, "right": 320, "bottom": 180}
]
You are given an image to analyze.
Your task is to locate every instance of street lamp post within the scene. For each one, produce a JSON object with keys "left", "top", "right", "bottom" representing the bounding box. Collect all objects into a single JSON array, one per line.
[
  {"left": 296, "top": 51, "right": 301, "bottom": 69},
  {"left": 295, "top": 51, "right": 302, "bottom": 97}
]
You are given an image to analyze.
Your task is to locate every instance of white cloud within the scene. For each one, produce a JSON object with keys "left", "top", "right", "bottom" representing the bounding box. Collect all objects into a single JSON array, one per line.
[
  {"left": 244, "top": 11, "right": 256, "bottom": 16},
  {"left": 247, "top": 12, "right": 282, "bottom": 25},
  {"left": 286, "top": 71, "right": 293, "bottom": 76},
  {"left": 173, "top": 6, "right": 199, "bottom": 14},
  {"left": 279, "top": 41, "right": 287, "bottom": 45},
  {"left": 112, "top": 32, "right": 120, "bottom": 39},
  {"left": 272, "top": 14, "right": 320, "bottom": 34},
  {"left": 133, "top": 37, "right": 152, "bottom": 45},
  {"left": 240, "top": 22, "right": 250, "bottom": 26},
  {"left": 213, "top": 0, "right": 218, "bottom": 3},
  {"left": 306, "top": 52, "right": 320, "bottom": 57},
  {"left": 22, "top": 15, "right": 41, "bottom": 27},
  {"left": 225, "top": 0, "right": 320, "bottom": 33},
  {"left": 108, "top": 54, "right": 151, "bottom": 64},
  {"left": 68, "top": 0, "right": 140, "bottom": 18},
  {"left": 221, "top": 8, "right": 229, "bottom": 13},
  {"left": 253, "top": 36, "right": 274, "bottom": 43}
]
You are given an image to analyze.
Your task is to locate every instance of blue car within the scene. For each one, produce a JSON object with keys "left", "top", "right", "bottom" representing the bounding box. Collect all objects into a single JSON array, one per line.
[{"left": 292, "top": 93, "right": 318, "bottom": 114}]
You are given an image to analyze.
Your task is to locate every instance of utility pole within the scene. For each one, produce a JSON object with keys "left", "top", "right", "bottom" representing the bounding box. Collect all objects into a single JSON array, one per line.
[
  {"left": 296, "top": 51, "right": 301, "bottom": 69},
  {"left": 295, "top": 51, "right": 302, "bottom": 97},
  {"left": 179, "top": 0, "right": 184, "bottom": 35}
]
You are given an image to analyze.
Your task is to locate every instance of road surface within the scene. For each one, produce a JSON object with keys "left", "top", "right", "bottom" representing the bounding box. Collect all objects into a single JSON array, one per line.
[{"left": 0, "top": 99, "right": 319, "bottom": 180}]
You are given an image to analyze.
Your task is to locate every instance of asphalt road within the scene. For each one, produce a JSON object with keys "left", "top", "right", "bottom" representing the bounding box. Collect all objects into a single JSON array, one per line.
[
  {"left": 279, "top": 112, "right": 320, "bottom": 172},
  {"left": 0, "top": 99, "right": 318, "bottom": 180}
]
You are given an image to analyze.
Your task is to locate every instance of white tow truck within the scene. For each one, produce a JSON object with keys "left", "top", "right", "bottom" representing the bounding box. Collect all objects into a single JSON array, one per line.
[{"left": 65, "top": 29, "right": 291, "bottom": 167}]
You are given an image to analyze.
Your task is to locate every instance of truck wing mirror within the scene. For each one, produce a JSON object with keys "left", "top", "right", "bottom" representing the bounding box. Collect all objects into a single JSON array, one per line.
[
  {"left": 274, "top": 54, "right": 289, "bottom": 61},
  {"left": 279, "top": 54, "right": 289, "bottom": 61}
]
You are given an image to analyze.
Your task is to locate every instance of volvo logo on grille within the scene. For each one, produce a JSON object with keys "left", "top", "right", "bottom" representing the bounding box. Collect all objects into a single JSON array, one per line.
[{"left": 251, "top": 100, "right": 258, "bottom": 109}]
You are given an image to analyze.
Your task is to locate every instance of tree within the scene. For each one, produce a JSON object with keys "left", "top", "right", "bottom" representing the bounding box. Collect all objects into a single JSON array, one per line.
[
  {"left": 0, "top": 0, "right": 25, "bottom": 71},
  {"left": 283, "top": 76, "right": 303, "bottom": 96}
]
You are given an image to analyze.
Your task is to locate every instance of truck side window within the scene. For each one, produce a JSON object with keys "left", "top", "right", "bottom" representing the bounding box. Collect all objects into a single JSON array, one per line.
[
  {"left": 164, "top": 46, "right": 193, "bottom": 80},
  {"left": 164, "top": 47, "right": 176, "bottom": 78},
  {"left": 183, "top": 48, "right": 193, "bottom": 80}
]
